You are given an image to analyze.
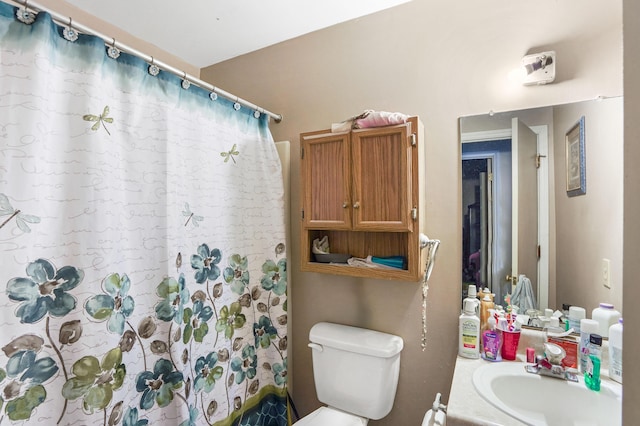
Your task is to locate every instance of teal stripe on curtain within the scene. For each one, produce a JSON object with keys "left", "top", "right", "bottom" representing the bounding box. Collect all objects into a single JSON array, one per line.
[{"left": 0, "top": 2, "right": 289, "bottom": 425}]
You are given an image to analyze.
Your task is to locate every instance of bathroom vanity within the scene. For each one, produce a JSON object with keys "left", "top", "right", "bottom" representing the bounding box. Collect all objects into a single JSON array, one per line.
[{"left": 446, "top": 328, "right": 621, "bottom": 426}]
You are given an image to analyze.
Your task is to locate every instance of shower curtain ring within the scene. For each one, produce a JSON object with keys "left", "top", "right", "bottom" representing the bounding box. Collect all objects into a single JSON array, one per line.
[
  {"left": 233, "top": 96, "right": 241, "bottom": 111},
  {"left": 107, "top": 38, "right": 121, "bottom": 59},
  {"left": 148, "top": 57, "right": 160, "bottom": 76},
  {"left": 63, "top": 17, "right": 78, "bottom": 41},
  {"left": 209, "top": 87, "right": 218, "bottom": 101},
  {"left": 181, "top": 72, "right": 191, "bottom": 90},
  {"left": 17, "top": 0, "right": 36, "bottom": 24}
]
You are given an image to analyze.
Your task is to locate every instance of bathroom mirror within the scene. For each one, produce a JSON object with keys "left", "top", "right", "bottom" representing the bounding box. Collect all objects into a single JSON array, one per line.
[{"left": 460, "top": 97, "right": 623, "bottom": 322}]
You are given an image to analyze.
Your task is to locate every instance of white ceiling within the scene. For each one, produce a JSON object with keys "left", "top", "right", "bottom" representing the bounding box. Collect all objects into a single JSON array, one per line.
[{"left": 64, "top": 0, "right": 411, "bottom": 69}]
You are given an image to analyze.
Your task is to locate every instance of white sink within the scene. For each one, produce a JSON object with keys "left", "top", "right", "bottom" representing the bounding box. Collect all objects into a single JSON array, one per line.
[{"left": 472, "top": 362, "right": 622, "bottom": 426}]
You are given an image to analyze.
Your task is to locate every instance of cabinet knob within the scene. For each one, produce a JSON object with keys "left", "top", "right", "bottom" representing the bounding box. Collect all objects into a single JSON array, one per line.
[
  {"left": 342, "top": 202, "right": 348, "bottom": 208},
  {"left": 353, "top": 202, "right": 360, "bottom": 209}
]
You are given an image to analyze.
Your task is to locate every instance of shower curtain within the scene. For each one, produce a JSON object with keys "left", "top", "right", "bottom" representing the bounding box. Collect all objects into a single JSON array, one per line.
[{"left": 0, "top": 3, "right": 288, "bottom": 426}]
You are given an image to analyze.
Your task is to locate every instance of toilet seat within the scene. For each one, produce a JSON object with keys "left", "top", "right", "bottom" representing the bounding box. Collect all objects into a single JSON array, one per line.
[{"left": 294, "top": 406, "right": 368, "bottom": 426}]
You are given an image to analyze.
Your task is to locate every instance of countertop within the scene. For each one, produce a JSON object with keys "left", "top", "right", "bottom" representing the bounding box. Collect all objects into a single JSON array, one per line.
[
  {"left": 445, "top": 328, "right": 616, "bottom": 426},
  {"left": 446, "top": 355, "right": 528, "bottom": 426}
]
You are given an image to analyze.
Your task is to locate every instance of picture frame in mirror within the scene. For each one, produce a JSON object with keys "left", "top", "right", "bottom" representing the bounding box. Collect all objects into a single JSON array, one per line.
[{"left": 565, "top": 116, "right": 586, "bottom": 197}]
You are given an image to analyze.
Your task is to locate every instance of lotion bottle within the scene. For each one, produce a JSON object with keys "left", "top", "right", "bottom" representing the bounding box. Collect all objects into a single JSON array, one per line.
[
  {"left": 608, "top": 318, "right": 623, "bottom": 383},
  {"left": 479, "top": 294, "right": 494, "bottom": 332},
  {"left": 459, "top": 298, "right": 480, "bottom": 359}
]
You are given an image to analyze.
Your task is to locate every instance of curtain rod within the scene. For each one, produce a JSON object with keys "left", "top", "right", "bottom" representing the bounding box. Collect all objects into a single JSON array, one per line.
[{"left": 8, "top": 0, "right": 283, "bottom": 123}]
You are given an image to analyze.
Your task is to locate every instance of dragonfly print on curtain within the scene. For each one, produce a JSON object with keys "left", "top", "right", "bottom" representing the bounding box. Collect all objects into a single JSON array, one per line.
[{"left": 0, "top": 3, "right": 288, "bottom": 426}]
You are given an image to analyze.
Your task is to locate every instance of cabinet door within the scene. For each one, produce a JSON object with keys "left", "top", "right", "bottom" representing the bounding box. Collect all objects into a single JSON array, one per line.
[
  {"left": 301, "top": 131, "right": 352, "bottom": 229},
  {"left": 351, "top": 123, "right": 413, "bottom": 232}
]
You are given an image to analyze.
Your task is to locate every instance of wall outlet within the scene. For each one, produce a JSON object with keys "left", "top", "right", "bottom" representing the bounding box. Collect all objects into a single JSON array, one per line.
[{"left": 602, "top": 258, "right": 611, "bottom": 289}]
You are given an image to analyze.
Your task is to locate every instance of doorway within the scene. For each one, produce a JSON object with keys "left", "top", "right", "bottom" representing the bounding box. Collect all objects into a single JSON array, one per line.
[{"left": 462, "top": 140, "right": 511, "bottom": 306}]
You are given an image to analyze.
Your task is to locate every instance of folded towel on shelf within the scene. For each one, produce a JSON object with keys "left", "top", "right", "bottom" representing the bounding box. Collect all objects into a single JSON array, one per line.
[
  {"left": 354, "top": 110, "right": 409, "bottom": 129},
  {"left": 331, "top": 110, "right": 409, "bottom": 132},
  {"left": 347, "top": 255, "right": 405, "bottom": 270}
]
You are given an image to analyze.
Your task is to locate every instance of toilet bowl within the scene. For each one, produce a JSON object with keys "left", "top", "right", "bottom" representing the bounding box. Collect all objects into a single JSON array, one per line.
[{"left": 293, "top": 322, "right": 404, "bottom": 426}]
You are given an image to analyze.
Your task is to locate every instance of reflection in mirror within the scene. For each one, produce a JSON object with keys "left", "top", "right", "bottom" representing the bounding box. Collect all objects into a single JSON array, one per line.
[{"left": 460, "top": 97, "right": 623, "bottom": 325}]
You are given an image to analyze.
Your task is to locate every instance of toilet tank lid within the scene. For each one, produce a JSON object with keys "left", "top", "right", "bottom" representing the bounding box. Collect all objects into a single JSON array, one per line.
[{"left": 309, "top": 322, "right": 404, "bottom": 358}]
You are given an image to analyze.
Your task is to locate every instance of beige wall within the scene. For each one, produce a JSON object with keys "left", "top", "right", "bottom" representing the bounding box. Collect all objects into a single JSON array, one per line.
[
  {"left": 623, "top": 0, "right": 640, "bottom": 423},
  {"left": 202, "top": 1, "right": 623, "bottom": 425},
  {"left": 553, "top": 99, "right": 623, "bottom": 314}
]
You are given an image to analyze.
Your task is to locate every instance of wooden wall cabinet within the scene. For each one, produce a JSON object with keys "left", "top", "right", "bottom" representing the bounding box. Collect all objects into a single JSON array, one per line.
[{"left": 300, "top": 116, "right": 426, "bottom": 281}]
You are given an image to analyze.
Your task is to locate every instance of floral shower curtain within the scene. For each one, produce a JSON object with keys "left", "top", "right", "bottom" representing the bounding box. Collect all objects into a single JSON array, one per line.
[{"left": 0, "top": 3, "right": 288, "bottom": 426}]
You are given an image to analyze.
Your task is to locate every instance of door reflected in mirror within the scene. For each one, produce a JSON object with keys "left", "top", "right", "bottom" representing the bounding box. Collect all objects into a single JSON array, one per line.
[{"left": 460, "top": 97, "right": 623, "bottom": 324}]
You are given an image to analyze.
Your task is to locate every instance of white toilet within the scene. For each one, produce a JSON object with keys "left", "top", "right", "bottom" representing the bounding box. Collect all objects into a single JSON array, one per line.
[{"left": 294, "top": 322, "right": 404, "bottom": 425}]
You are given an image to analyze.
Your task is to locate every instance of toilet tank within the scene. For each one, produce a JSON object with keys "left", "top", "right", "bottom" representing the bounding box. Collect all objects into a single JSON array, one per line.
[{"left": 308, "top": 322, "right": 404, "bottom": 420}]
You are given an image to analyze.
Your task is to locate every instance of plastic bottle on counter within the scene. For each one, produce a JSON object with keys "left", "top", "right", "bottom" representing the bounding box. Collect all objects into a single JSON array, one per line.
[
  {"left": 591, "top": 303, "right": 621, "bottom": 338},
  {"left": 543, "top": 316, "right": 564, "bottom": 339},
  {"left": 479, "top": 287, "right": 494, "bottom": 302},
  {"left": 584, "top": 334, "right": 602, "bottom": 391},
  {"left": 608, "top": 318, "right": 623, "bottom": 384},
  {"left": 579, "top": 319, "right": 599, "bottom": 374},
  {"left": 479, "top": 294, "right": 494, "bottom": 332},
  {"left": 459, "top": 298, "right": 481, "bottom": 359},
  {"left": 463, "top": 284, "right": 480, "bottom": 317},
  {"left": 568, "top": 306, "right": 586, "bottom": 333},
  {"left": 562, "top": 304, "right": 571, "bottom": 320}
]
